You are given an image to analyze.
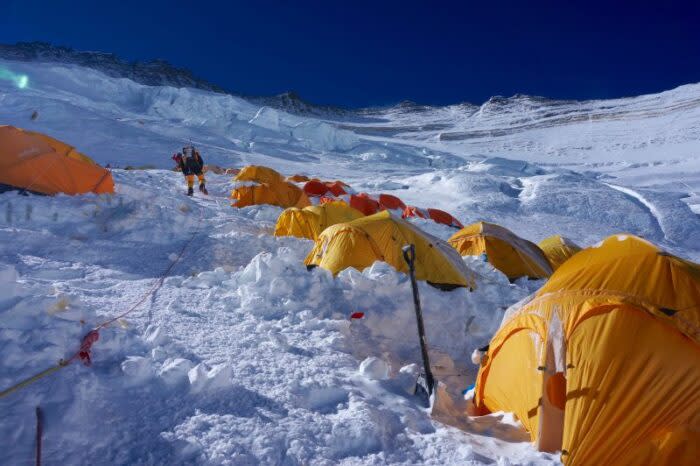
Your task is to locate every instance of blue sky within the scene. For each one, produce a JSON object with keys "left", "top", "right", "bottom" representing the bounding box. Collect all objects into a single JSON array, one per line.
[{"left": 2, "top": 0, "right": 699, "bottom": 107}]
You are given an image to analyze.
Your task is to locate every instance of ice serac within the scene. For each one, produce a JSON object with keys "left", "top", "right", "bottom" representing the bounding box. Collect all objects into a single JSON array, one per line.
[{"left": 249, "top": 106, "right": 283, "bottom": 132}]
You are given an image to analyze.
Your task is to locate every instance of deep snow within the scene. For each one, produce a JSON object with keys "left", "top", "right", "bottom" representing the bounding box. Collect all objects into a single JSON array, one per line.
[{"left": 1, "top": 58, "right": 699, "bottom": 465}]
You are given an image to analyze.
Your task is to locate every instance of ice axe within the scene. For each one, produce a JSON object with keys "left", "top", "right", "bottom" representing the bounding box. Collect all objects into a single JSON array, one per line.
[{"left": 402, "top": 244, "right": 435, "bottom": 407}]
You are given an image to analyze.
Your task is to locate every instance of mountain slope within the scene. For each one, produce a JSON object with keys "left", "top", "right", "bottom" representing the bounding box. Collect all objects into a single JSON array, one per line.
[
  {"left": 0, "top": 54, "right": 699, "bottom": 465},
  {"left": 2, "top": 55, "right": 697, "bottom": 247},
  {"left": 0, "top": 42, "right": 226, "bottom": 92}
]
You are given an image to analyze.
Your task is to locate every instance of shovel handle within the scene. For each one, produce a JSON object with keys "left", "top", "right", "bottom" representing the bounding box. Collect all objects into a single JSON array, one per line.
[
  {"left": 402, "top": 244, "right": 416, "bottom": 270},
  {"left": 401, "top": 243, "right": 435, "bottom": 396}
]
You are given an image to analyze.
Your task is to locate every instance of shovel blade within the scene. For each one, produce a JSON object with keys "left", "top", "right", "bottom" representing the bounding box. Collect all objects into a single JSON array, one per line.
[{"left": 414, "top": 373, "right": 433, "bottom": 408}]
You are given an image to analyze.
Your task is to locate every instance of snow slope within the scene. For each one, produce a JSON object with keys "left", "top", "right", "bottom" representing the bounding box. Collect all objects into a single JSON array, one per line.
[
  {"left": 343, "top": 87, "right": 700, "bottom": 220},
  {"left": 1, "top": 57, "right": 699, "bottom": 465},
  {"left": 0, "top": 172, "right": 553, "bottom": 465},
  {"left": 2, "top": 58, "right": 698, "bottom": 252}
]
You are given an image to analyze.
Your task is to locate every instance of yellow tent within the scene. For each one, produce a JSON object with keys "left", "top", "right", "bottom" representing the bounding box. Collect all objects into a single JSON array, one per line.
[
  {"left": 305, "top": 211, "right": 475, "bottom": 289},
  {"left": 538, "top": 235, "right": 582, "bottom": 271},
  {"left": 448, "top": 222, "right": 553, "bottom": 280},
  {"left": 231, "top": 183, "right": 310, "bottom": 209},
  {"left": 234, "top": 165, "right": 284, "bottom": 185},
  {"left": 274, "top": 201, "right": 364, "bottom": 240},
  {"left": 472, "top": 234, "right": 700, "bottom": 465},
  {"left": 230, "top": 165, "right": 310, "bottom": 209}
]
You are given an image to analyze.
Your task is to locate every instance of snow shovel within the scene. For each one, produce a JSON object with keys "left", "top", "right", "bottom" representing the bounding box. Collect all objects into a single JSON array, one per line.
[{"left": 402, "top": 244, "right": 436, "bottom": 408}]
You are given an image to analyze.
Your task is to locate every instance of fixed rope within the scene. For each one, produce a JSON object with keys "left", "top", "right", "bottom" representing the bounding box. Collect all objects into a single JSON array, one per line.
[{"left": 0, "top": 204, "right": 204, "bottom": 399}]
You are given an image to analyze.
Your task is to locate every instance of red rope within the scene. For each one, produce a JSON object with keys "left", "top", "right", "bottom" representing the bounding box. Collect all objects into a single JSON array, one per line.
[
  {"left": 0, "top": 204, "right": 205, "bottom": 397},
  {"left": 67, "top": 204, "right": 204, "bottom": 366}
]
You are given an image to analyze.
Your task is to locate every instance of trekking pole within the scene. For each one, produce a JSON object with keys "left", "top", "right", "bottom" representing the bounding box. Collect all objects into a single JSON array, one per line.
[{"left": 402, "top": 244, "right": 435, "bottom": 405}]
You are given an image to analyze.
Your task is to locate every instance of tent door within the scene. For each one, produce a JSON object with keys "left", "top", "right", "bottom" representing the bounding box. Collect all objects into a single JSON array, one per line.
[{"left": 537, "top": 311, "right": 566, "bottom": 453}]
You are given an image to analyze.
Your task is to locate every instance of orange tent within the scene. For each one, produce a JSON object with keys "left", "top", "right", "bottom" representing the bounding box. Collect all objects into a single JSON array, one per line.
[
  {"left": 378, "top": 193, "right": 406, "bottom": 211},
  {"left": 403, "top": 205, "right": 428, "bottom": 219},
  {"left": 403, "top": 205, "right": 463, "bottom": 229},
  {"left": 303, "top": 179, "right": 350, "bottom": 198},
  {"left": 303, "top": 180, "right": 329, "bottom": 197},
  {"left": 426, "top": 208, "right": 463, "bottom": 228},
  {"left": 0, "top": 126, "right": 114, "bottom": 195},
  {"left": 348, "top": 193, "right": 380, "bottom": 216},
  {"left": 321, "top": 193, "right": 381, "bottom": 216},
  {"left": 326, "top": 181, "right": 349, "bottom": 196}
]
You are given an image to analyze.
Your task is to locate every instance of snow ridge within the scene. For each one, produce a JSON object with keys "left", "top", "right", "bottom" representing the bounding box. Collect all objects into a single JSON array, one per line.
[{"left": 0, "top": 42, "right": 226, "bottom": 93}]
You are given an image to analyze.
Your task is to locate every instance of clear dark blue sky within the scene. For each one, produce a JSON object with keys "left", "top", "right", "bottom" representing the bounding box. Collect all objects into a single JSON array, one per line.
[{"left": 2, "top": 0, "right": 699, "bottom": 107}]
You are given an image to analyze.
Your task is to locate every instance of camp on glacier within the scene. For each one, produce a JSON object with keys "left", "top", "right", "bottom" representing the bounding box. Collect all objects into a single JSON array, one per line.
[{"left": 1, "top": 25, "right": 700, "bottom": 466}]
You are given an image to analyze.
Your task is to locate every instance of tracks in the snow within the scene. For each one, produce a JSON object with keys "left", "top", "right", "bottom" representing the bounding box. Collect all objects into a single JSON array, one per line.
[{"left": 604, "top": 183, "right": 667, "bottom": 240}]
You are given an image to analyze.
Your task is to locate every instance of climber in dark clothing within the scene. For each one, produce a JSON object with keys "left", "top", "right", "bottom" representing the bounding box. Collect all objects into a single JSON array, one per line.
[{"left": 173, "top": 146, "right": 207, "bottom": 196}]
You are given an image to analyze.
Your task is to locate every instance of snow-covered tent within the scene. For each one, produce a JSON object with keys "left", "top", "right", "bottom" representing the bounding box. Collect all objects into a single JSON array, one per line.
[{"left": 472, "top": 235, "right": 700, "bottom": 465}]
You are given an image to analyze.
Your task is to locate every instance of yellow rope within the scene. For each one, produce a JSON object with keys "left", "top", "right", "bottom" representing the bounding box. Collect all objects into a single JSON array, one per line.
[{"left": 0, "top": 361, "right": 69, "bottom": 399}]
